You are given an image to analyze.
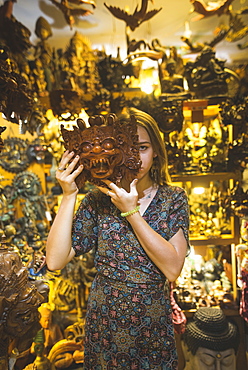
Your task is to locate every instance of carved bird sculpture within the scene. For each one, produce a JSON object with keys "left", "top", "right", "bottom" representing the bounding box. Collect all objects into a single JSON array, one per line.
[
  {"left": 213, "top": 7, "right": 248, "bottom": 44},
  {"left": 104, "top": 0, "right": 162, "bottom": 32},
  {"left": 190, "top": 0, "right": 234, "bottom": 21},
  {"left": 68, "top": 0, "right": 96, "bottom": 7},
  {"left": 181, "top": 27, "right": 229, "bottom": 53},
  {"left": 225, "top": 10, "right": 248, "bottom": 42},
  {"left": 49, "top": 0, "right": 95, "bottom": 29}
]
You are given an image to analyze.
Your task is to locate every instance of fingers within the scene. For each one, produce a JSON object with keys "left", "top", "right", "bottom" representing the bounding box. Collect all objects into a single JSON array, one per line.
[
  {"left": 98, "top": 179, "right": 138, "bottom": 205},
  {"left": 98, "top": 185, "right": 117, "bottom": 198},
  {"left": 57, "top": 150, "right": 75, "bottom": 171},
  {"left": 100, "top": 179, "right": 138, "bottom": 195},
  {"left": 97, "top": 186, "right": 113, "bottom": 196},
  {"left": 68, "top": 162, "right": 84, "bottom": 181},
  {"left": 56, "top": 152, "right": 84, "bottom": 180},
  {"left": 129, "top": 179, "right": 138, "bottom": 194},
  {"left": 98, "top": 181, "right": 118, "bottom": 198},
  {"left": 57, "top": 151, "right": 82, "bottom": 174},
  {"left": 101, "top": 179, "right": 118, "bottom": 190},
  {"left": 64, "top": 155, "right": 80, "bottom": 173}
]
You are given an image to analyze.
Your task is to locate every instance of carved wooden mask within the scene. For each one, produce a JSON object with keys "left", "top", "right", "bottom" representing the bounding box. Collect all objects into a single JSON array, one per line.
[{"left": 61, "top": 113, "right": 141, "bottom": 189}]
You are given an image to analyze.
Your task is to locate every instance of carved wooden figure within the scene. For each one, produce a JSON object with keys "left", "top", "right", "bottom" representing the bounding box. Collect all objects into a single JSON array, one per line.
[
  {"left": 0, "top": 244, "right": 44, "bottom": 370},
  {"left": 104, "top": 0, "right": 162, "bottom": 32}
]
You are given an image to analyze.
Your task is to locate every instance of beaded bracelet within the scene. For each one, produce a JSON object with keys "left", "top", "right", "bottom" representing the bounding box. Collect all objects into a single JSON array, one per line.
[{"left": 121, "top": 205, "right": 140, "bottom": 217}]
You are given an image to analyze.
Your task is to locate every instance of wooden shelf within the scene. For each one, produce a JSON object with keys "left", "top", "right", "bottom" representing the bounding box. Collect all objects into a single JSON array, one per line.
[
  {"left": 172, "top": 172, "right": 241, "bottom": 246},
  {"left": 189, "top": 234, "right": 239, "bottom": 246},
  {"left": 172, "top": 172, "right": 242, "bottom": 183}
]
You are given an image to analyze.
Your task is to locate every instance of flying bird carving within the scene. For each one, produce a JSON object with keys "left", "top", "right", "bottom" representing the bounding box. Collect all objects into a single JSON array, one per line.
[
  {"left": 104, "top": 0, "right": 162, "bottom": 32},
  {"left": 190, "top": 0, "right": 234, "bottom": 21},
  {"left": 49, "top": 0, "right": 95, "bottom": 29},
  {"left": 68, "top": 0, "right": 95, "bottom": 6},
  {"left": 220, "top": 7, "right": 248, "bottom": 43}
]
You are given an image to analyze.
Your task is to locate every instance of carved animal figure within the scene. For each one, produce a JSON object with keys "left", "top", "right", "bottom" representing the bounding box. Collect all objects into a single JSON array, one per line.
[
  {"left": 190, "top": 0, "right": 234, "bottom": 21},
  {"left": 104, "top": 0, "right": 162, "bottom": 31},
  {"left": 49, "top": 0, "right": 94, "bottom": 29},
  {"left": 181, "top": 28, "right": 229, "bottom": 53},
  {"left": 68, "top": 0, "right": 95, "bottom": 6}
]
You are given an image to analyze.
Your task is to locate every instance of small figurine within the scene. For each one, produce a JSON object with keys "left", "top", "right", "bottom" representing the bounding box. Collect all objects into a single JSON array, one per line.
[
  {"left": 184, "top": 46, "right": 229, "bottom": 99},
  {"left": 184, "top": 122, "right": 207, "bottom": 162},
  {"left": 23, "top": 329, "right": 55, "bottom": 370},
  {"left": 160, "top": 58, "right": 185, "bottom": 94},
  {"left": 34, "top": 17, "right": 54, "bottom": 92},
  {"left": 58, "top": 31, "right": 100, "bottom": 95},
  {"left": 35, "top": 304, "right": 64, "bottom": 355},
  {"left": 236, "top": 243, "right": 248, "bottom": 322}
]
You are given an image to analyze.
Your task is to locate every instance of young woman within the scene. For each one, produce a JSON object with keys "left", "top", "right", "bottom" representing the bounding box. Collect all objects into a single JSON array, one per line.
[{"left": 46, "top": 107, "right": 190, "bottom": 369}]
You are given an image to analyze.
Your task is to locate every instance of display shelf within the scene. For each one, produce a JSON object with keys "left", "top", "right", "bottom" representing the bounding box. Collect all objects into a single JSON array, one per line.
[
  {"left": 189, "top": 216, "right": 239, "bottom": 246},
  {"left": 172, "top": 171, "right": 241, "bottom": 246},
  {"left": 171, "top": 171, "right": 242, "bottom": 184}
]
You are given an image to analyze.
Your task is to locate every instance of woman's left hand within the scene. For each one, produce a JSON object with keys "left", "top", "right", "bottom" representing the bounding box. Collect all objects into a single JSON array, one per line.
[{"left": 97, "top": 179, "right": 139, "bottom": 214}]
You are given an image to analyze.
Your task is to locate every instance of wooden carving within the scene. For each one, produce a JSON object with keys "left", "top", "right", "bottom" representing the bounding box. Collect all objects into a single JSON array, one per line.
[
  {"left": 190, "top": 0, "right": 234, "bottom": 21},
  {"left": 0, "top": 246, "right": 44, "bottom": 369},
  {"left": 0, "top": 127, "right": 6, "bottom": 153},
  {"left": 49, "top": 0, "right": 95, "bottom": 29},
  {"left": 104, "top": 0, "right": 162, "bottom": 32},
  {"left": 61, "top": 113, "right": 141, "bottom": 189}
]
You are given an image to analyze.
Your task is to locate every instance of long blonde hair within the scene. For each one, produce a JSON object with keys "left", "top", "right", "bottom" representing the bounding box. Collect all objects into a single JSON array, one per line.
[{"left": 121, "top": 107, "right": 171, "bottom": 185}]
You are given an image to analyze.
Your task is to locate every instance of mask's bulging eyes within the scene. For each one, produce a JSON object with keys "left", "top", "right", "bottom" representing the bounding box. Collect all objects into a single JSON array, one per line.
[
  {"left": 102, "top": 139, "right": 115, "bottom": 150},
  {"left": 81, "top": 142, "right": 93, "bottom": 153}
]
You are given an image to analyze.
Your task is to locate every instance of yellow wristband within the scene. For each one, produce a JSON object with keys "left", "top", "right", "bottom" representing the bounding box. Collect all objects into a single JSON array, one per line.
[{"left": 121, "top": 205, "right": 140, "bottom": 217}]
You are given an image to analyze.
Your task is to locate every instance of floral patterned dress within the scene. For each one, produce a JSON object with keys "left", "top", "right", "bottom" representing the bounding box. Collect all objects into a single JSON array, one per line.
[{"left": 72, "top": 184, "right": 190, "bottom": 370}]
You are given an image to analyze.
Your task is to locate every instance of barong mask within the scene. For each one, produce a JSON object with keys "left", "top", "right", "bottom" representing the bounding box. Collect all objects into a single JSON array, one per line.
[{"left": 61, "top": 113, "right": 141, "bottom": 189}]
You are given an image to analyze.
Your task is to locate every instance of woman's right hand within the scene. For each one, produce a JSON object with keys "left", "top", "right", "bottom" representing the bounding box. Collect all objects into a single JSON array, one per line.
[{"left": 56, "top": 150, "right": 84, "bottom": 196}]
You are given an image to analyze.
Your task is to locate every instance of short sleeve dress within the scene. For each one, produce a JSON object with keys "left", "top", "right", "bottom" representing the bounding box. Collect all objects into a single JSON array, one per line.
[{"left": 72, "top": 184, "right": 190, "bottom": 370}]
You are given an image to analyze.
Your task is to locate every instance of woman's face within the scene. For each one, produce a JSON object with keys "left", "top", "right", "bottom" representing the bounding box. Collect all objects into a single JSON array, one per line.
[{"left": 136, "top": 125, "right": 156, "bottom": 182}]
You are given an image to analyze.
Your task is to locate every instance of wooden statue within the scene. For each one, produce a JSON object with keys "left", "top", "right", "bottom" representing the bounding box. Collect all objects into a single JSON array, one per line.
[{"left": 0, "top": 245, "right": 44, "bottom": 370}]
